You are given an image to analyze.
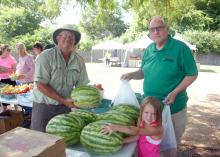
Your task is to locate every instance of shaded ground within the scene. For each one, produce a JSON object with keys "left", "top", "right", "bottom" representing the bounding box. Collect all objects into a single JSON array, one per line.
[{"left": 177, "top": 144, "right": 220, "bottom": 157}]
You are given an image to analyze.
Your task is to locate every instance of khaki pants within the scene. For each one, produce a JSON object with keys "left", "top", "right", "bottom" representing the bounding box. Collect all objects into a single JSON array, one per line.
[{"left": 171, "top": 107, "right": 187, "bottom": 144}]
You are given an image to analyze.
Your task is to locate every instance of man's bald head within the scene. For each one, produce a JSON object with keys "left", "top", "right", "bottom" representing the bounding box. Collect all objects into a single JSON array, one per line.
[
  {"left": 148, "top": 16, "right": 169, "bottom": 48},
  {"left": 149, "top": 16, "right": 167, "bottom": 28}
]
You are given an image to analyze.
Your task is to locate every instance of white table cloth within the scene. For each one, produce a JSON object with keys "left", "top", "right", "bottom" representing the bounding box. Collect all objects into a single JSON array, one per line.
[{"left": 66, "top": 142, "right": 137, "bottom": 157}]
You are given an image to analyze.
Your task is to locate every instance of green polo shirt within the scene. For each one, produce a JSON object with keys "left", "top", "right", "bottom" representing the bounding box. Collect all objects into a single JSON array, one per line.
[
  {"left": 141, "top": 36, "right": 198, "bottom": 114},
  {"left": 33, "top": 46, "right": 90, "bottom": 105}
]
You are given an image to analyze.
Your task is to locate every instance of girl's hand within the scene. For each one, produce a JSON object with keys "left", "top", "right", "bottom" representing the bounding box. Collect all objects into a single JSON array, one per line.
[{"left": 100, "top": 124, "right": 115, "bottom": 136}]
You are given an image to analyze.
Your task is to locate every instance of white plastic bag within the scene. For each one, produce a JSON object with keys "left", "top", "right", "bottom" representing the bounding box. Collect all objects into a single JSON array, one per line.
[
  {"left": 160, "top": 105, "right": 177, "bottom": 151},
  {"left": 112, "top": 80, "right": 140, "bottom": 108}
]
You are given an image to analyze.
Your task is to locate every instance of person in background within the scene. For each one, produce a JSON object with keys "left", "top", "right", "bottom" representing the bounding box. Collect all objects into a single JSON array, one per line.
[
  {"left": 16, "top": 43, "right": 35, "bottom": 84},
  {"left": 0, "top": 44, "right": 17, "bottom": 111},
  {"left": 33, "top": 42, "right": 43, "bottom": 56},
  {"left": 31, "top": 25, "right": 89, "bottom": 132},
  {"left": 121, "top": 16, "right": 198, "bottom": 157},
  {"left": 105, "top": 51, "right": 111, "bottom": 66},
  {"left": 101, "top": 96, "right": 163, "bottom": 157}
]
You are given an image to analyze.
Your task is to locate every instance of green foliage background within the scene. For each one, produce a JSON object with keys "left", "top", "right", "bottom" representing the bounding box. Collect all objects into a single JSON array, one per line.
[{"left": 0, "top": 0, "right": 220, "bottom": 54}]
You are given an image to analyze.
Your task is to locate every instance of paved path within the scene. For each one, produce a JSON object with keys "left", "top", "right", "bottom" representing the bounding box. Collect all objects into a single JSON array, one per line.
[{"left": 86, "top": 63, "right": 220, "bottom": 156}]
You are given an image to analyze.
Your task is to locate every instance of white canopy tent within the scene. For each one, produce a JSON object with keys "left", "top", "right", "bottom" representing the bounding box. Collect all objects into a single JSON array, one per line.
[
  {"left": 125, "top": 35, "right": 153, "bottom": 49},
  {"left": 91, "top": 40, "right": 125, "bottom": 63},
  {"left": 173, "top": 34, "right": 196, "bottom": 50},
  {"left": 122, "top": 35, "right": 153, "bottom": 67}
]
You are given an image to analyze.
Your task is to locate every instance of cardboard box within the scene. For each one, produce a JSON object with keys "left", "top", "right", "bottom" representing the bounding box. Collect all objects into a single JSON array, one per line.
[
  {"left": 0, "top": 110, "right": 24, "bottom": 134},
  {"left": 0, "top": 127, "right": 66, "bottom": 157}
]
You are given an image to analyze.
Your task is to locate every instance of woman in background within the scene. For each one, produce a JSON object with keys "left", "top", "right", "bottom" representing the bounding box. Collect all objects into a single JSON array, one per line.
[
  {"left": 0, "top": 44, "right": 17, "bottom": 111},
  {"left": 33, "top": 42, "right": 43, "bottom": 56},
  {"left": 16, "top": 43, "right": 35, "bottom": 84}
]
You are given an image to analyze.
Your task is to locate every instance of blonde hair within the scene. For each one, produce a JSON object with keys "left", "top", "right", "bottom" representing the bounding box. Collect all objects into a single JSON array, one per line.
[
  {"left": 16, "top": 43, "right": 26, "bottom": 52},
  {"left": 139, "top": 96, "right": 162, "bottom": 126}
]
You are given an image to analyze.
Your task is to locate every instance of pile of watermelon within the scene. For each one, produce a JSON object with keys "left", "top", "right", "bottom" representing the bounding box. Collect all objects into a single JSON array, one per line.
[
  {"left": 80, "top": 104, "right": 140, "bottom": 155},
  {"left": 46, "top": 103, "right": 140, "bottom": 155},
  {"left": 46, "top": 110, "right": 97, "bottom": 146}
]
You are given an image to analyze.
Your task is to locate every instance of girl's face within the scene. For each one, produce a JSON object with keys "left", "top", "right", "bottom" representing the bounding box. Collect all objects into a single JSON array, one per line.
[{"left": 142, "top": 104, "right": 157, "bottom": 125}]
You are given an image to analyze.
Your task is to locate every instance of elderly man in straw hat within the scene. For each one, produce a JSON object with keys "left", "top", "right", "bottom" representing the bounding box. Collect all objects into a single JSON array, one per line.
[{"left": 31, "top": 25, "right": 90, "bottom": 132}]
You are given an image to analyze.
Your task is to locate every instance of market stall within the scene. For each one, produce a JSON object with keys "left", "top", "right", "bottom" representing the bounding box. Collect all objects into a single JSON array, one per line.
[
  {"left": 124, "top": 35, "right": 153, "bottom": 68},
  {"left": 0, "top": 84, "right": 140, "bottom": 157}
]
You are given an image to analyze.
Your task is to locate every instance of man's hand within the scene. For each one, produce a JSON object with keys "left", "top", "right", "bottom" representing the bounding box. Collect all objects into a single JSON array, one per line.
[
  {"left": 120, "top": 73, "right": 133, "bottom": 81},
  {"left": 63, "top": 98, "right": 78, "bottom": 108},
  {"left": 121, "top": 70, "right": 144, "bottom": 81},
  {"left": 163, "top": 91, "right": 177, "bottom": 105}
]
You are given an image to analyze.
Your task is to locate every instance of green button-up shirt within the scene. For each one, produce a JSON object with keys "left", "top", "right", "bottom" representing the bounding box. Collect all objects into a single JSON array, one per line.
[{"left": 33, "top": 46, "right": 89, "bottom": 105}]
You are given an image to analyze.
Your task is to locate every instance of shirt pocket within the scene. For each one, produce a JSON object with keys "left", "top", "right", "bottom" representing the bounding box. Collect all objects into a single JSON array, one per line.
[
  {"left": 50, "top": 65, "right": 63, "bottom": 85},
  {"left": 67, "top": 66, "right": 81, "bottom": 87},
  {"left": 161, "top": 56, "right": 180, "bottom": 76}
]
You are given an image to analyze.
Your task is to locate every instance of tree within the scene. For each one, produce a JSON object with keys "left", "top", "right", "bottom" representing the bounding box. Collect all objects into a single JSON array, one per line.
[
  {"left": 0, "top": 7, "right": 42, "bottom": 41},
  {"left": 79, "top": 5, "right": 128, "bottom": 40},
  {"left": 0, "top": 0, "right": 63, "bottom": 48},
  {"left": 0, "top": 0, "right": 62, "bottom": 21},
  {"left": 194, "top": 0, "right": 220, "bottom": 30}
]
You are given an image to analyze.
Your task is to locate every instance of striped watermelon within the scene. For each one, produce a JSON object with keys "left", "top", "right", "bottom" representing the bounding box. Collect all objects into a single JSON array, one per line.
[
  {"left": 68, "top": 109, "right": 97, "bottom": 125},
  {"left": 111, "top": 104, "right": 140, "bottom": 123},
  {"left": 46, "top": 114, "right": 85, "bottom": 146},
  {"left": 97, "top": 110, "right": 136, "bottom": 126},
  {"left": 80, "top": 121, "right": 124, "bottom": 155},
  {"left": 71, "top": 85, "right": 101, "bottom": 109}
]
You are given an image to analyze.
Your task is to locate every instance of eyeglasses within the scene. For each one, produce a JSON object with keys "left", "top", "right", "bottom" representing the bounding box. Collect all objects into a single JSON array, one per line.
[
  {"left": 149, "top": 26, "right": 166, "bottom": 33},
  {"left": 58, "top": 34, "right": 75, "bottom": 41}
]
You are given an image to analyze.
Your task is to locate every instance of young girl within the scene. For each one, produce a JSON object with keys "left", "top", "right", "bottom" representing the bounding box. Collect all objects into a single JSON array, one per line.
[{"left": 101, "top": 96, "right": 163, "bottom": 157}]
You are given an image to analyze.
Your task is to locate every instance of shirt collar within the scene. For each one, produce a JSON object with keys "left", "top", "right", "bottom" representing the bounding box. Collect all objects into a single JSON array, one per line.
[
  {"left": 153, "top": 35, "right": 172, "bottom": 52},
  {"left": 55, "top": 46, "right": 76, "bottom": 61}
]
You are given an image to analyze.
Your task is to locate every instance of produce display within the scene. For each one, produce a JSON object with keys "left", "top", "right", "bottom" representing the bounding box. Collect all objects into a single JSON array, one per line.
[
  {"left": 111, "top": 104, "right": 140, "bottom": 122},
  {"left": 46, "top": 113, "right": 85, "bottom": 146},
  {"left": 97, "top": 110, "right": 136, "bottom": 126},
  {"left": 0, "top": 84, "right": 33, "bottom": 95},
  {"left": 80, "top": 121, "right": 124, "bottom": 155},
  {"left": 10, "top": 82, "right": 140, "bottom": 156},
  {"left": 68, "top": 110, "right": 97, "bottom": 125},
  {"left": 71, "top": 85, "right": 102, "bottom": 109},
  {"left": 9, "top": 72, "right": 20, "bottom": 81},
  {"left": 0, "top": 80, "right": 139, "bottom": 155}
]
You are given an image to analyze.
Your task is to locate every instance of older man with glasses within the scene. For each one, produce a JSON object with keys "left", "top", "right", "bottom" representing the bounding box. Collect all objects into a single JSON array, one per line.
[
  {"left": 31, "top": 25, "right": 90, "bottom": 132},
  {"left": 121, "top": 16, "right": 198, "bottom": 157}
]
